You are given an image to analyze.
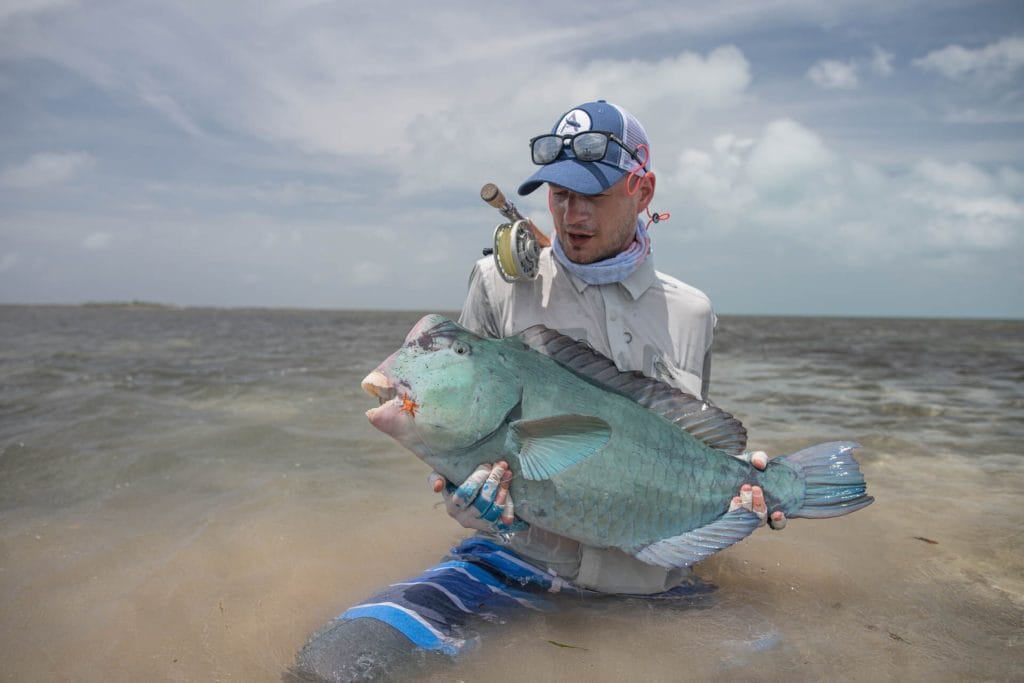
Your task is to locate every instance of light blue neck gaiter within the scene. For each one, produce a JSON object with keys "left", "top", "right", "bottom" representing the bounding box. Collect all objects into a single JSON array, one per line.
[{"left": 551, "top": 218, "right": 651, "bottom": 286}]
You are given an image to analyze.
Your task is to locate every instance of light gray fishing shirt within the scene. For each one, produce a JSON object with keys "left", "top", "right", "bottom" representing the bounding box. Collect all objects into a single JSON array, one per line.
[{"left": 458, "top": 247, "right": 717, "bottom": 594}]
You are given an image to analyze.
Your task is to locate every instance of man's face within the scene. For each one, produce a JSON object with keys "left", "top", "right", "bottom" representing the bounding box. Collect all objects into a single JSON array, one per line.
[{"left": 547, "top": 173, "right": 655, "bottom": 264}]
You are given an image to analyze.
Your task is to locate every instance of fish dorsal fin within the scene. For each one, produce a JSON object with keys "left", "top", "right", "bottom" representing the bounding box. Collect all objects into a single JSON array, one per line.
[
  {"left": 506, "top": 416, "right": 611, "bottom": 480},
  {"left": 515, "top": 325, "right": 747, "bottom": 455}
]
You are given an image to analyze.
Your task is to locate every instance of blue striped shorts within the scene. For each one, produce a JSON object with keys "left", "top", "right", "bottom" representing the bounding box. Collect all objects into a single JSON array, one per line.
[{"left": 337, "top": 537, "right": 712, "bottom": 655}]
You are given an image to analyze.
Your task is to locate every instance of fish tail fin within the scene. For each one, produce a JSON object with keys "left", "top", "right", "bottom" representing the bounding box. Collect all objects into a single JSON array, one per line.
[{"left": 777, "top": 441, "right": 874, "bottom": 518}]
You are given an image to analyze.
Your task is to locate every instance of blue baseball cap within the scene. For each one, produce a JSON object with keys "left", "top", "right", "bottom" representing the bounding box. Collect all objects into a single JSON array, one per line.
[{"left": 517, "top": 100, "right": 651, "bottom": 196}]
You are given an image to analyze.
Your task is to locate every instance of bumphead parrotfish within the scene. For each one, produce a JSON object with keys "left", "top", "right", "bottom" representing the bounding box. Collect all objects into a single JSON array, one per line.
[{"left": 361, "top": 314, "right": 873, "bottom": 569}]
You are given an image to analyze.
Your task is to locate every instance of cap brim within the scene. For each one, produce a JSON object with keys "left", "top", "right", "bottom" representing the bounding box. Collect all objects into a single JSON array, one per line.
[{"left": 517, "top": 158, "right": 628, "bottom": 196}]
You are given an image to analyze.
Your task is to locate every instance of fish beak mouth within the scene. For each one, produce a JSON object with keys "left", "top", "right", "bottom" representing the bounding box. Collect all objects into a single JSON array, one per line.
[
  {"left": 362, "top": 370, "right": 404, "bottom": 422},
  {"left": 362, "top": 370, "right": 396, "bottom": 402},
  {"left": 362, "top": 369, "right": 422, "bottom": 437}
]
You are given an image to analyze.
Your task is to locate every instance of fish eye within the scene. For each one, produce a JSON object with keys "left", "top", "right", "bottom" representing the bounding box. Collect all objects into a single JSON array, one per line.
[{"left": 452, "top": 341, "right": 470, "bottom": 355}]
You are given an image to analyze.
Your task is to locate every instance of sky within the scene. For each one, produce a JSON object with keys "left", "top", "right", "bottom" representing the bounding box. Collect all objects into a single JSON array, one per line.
[{"left": 1, "top": 0, "right": 1022, "bottom": 318}]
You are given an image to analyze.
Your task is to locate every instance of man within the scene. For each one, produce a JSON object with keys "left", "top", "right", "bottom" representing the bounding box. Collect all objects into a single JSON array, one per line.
[
  {"left": 434, "top": 99, "right": 784, "bottom": 596},
  {"left": 290, "top": 100, "right": 782, "bottom": 681}
]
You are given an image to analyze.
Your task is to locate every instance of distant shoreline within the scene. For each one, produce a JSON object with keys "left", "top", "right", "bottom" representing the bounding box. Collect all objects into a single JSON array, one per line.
[
  {"left": 80, "top": 300, "right": 181, "bottom": 309},
  {"left": 0, "top": 302, "right": 1020, "bottom": 322}
]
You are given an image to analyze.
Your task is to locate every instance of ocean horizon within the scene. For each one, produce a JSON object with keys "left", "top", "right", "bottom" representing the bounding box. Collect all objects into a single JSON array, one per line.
[{"left": 3, "top": 300, "right": 1022, "bottom": 322}]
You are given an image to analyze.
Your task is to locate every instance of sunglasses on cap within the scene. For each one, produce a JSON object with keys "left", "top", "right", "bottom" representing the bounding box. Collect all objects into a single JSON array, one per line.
[{"left": 529, "top": 131, "right": 647, "bottom": 170}]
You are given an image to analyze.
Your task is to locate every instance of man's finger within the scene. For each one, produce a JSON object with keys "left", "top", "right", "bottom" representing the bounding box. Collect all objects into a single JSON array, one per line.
[
  {"left": 496, "top": 467, "right": 514, "bottom": 525},
  {"left": 750, "top": 485, "right": 767, "bottom": 524},
  {"left": 750, "top": 486, "right": 766, "bottom": 514},
  {"left": 770, "top": 511, "right": 788, "bottom": 530},
  {"left": 479, "top": 460, "right": 507, "bottom": 504},
  {"left": 750, "top": 451, "right": 768, "bottom": 470},
  {"left": 451, "top": 463, "right": 492, "bottom": 509},
  {"left": 739, "top": 484, "right": 753, "bottom": 509},
  {"left": 499, "top": 495, "right": 515, "bottom": 526}
]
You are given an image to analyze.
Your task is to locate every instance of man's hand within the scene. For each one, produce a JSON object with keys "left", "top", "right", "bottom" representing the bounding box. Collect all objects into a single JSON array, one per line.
[
  {"left": 428, "top": 461, "right": 520, "bottom": 532},
  {"left": 729, "top": 451, "right": 788, "bottom": 530}
]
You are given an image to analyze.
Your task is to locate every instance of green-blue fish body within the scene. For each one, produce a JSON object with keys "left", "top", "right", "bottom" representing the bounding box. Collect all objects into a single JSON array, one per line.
[{"left": 362, "top": 315, "right": 873, "bottom": 569}]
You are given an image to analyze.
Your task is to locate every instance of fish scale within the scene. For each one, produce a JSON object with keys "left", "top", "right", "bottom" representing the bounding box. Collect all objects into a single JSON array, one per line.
[
  {"left": 362, "top": 314, "right": 873, "bottom": 569},
  {"left": 517, "top": 411, "right": 734, "bottom": 549}
]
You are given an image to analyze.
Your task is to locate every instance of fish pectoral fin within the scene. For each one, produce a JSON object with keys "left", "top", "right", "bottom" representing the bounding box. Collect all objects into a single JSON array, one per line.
[
  {"left": 632, "top": 508, "right": 761, "bottom": 569},
  {"left": 506, "top": 415, "right": 611, "bottom": 481}
]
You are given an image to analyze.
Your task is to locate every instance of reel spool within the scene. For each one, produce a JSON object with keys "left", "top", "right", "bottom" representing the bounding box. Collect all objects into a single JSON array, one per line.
[{"left": 492, "top": 220, "right": 540, "bottom": 282}]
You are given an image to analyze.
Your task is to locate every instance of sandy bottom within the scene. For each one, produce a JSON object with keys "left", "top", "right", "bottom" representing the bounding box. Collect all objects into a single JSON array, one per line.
[{"left": 2, "top": 438, "right": 1022, "bottom": 682}]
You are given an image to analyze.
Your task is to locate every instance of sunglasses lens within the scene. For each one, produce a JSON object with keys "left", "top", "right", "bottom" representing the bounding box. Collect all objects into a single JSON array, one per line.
[
  {"left": 572, "top": 132, "right": 609, "bottom": 161},
  {"left": 532, "top": 136, "right": 563, "bottom": 164}
]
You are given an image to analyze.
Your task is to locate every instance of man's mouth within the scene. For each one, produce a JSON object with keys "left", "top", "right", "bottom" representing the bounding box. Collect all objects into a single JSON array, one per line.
[{"left": 564, "top": 231, "right": 594, "bottom": 249}]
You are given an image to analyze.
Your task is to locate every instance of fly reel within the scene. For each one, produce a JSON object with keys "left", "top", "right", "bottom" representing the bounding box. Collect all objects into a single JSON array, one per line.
[
  {"left": 480, "top": 183, "right": 549, "bottom": 283},
  {"left": 491, "top": 220, "right": 540, "bottom": 282}
]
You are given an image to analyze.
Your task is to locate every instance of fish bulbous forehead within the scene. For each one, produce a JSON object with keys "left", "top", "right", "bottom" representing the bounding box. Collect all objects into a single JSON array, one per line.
[
  {"left": 404, "top": 314, "right": 450, "bottom": 343},
  {"left": 403, "top": 315, "right": 480, "bottom": 350}
]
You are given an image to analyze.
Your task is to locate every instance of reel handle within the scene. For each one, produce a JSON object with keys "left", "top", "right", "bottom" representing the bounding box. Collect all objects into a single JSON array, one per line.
[{"left": 480, "top": 183, "right": 551, "bottom": 248}]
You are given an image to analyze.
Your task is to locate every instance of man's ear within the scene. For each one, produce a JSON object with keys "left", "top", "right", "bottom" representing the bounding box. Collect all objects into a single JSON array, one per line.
[{"left": 635, "top": 171, "right": 656, "bottom": 213}]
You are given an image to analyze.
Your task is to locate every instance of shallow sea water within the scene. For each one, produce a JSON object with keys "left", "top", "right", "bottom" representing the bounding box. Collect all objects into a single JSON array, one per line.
[{"left": 1, "top": 306, "right": 1021, "bottom": 681}]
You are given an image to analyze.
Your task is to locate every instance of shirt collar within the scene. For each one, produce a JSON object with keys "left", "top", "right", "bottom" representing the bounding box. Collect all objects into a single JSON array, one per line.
[{"left": 556, "top": 250, "right": 657, "bottom": 301}]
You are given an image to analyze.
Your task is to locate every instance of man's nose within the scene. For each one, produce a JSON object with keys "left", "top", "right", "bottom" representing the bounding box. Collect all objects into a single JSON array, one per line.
[{"left": 563, "top": 193, "right": 591, "bottom": 224}]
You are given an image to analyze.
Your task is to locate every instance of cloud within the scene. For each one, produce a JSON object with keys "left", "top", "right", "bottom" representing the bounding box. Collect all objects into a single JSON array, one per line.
[
  {"left": 744, "top": 120, "right": 835, "bottom": 195},
  {"left": 0, "top": 0, "right": 73, "bottom": 25},
  {"left": 557, "top": 46, "right": 753, "bottom": 114},
  {"left": 395, "top": 45, "right": 753, "bottom": 193},
  {"left": 807, "top": 45, "right": 895, "bottom": 90},
  {"left": 870, "top": 45, "right": 894, "bottom": 76},
  {"left": 910, "top": 36, "right": 1024, "bottom": 125},
  {"left": 1, "top": 151, "right": 95, "bottom": 188},
  {"left": 934, "top": 105, "right": 1024, "bottom": 124},
  {"left": 905, "top": 159, "right": 1024, "bottom": 250},
  {"left": 0, "top": 2, "right": 753, "bottom": 194},
  {"left": 0, "top": 1, "right": 1020, "bottom": 316},
  {"left": 807, "top": 59, "right": 860, "bottom": 89},
  {"left": 913, "top": 35, "right": 1024, "bottom": 85},
  {"left": 666, "top": 118, "right": 1023, "bottom": 261},
  {"left": 348, "top": 261, "right": 387, "bottom": 287},
  {"left": 134, "top": 75, "right": 204, "bottom": 138},
  {"left": 264, "top": 41, "right": 753, "bottom": 194},
  {"left": 82, "top": 232, "right": 112, "bottom": 250}
]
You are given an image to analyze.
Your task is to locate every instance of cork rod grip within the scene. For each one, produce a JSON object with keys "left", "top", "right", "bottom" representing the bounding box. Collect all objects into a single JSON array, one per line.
[{"left": 479, "top": 182, "right": 505, "bottom": 209}]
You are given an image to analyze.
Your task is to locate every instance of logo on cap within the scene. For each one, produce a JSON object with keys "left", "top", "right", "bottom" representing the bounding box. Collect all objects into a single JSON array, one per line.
[{"left": 556, "top": 109, "right": 591, "bottom": 136}]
